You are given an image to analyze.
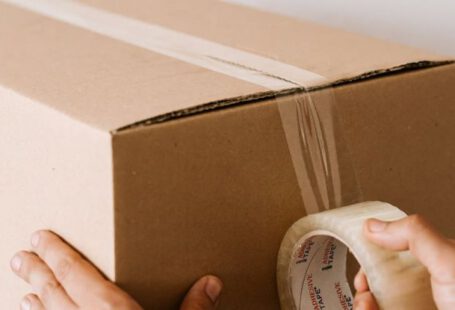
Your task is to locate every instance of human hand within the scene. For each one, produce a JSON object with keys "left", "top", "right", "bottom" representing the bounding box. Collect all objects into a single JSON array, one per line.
[
  {"left": 353, "top": 214, "right": 455, "bottom": 310},
  {"left": 11, "top": 230, "right": 223, "bottom": 310}
]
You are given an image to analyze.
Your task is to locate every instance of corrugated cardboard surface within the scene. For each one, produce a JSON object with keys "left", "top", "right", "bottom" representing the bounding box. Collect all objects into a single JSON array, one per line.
[
  {"left": 0, "top": 85, "right": 115, "bottom": 307},
  {"left": 112, "top": 64, "right": 455, "bottom": 309},
  {"left": 1, "top": 0, "right": 454, "bottom": 308},
  {"left": 338, "top": 64, "right": 455, "bottom": 234}
]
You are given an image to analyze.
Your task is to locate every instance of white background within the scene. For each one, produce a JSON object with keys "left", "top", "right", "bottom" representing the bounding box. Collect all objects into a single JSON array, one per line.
[{"left": 228, "top": 0, "right": 455, "bottom": 56}]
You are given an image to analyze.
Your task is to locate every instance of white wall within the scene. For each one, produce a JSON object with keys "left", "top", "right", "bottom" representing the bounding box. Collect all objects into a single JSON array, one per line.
[{"left": 227, "top": 0, "right": 455, "bottom": 56}]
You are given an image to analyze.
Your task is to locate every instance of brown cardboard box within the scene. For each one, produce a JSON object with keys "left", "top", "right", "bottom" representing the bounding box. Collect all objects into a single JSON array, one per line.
[{"left": 1, "top": 0, "right": 454, "bottom": 309}]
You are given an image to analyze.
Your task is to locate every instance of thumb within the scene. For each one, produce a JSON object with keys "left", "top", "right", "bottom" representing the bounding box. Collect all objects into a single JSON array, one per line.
[
  {"left": 180, "top": 275, "right": 223, "bottom": 310},
  {"left": 363, "top": 214, "right": 455, "bottom": 281}
]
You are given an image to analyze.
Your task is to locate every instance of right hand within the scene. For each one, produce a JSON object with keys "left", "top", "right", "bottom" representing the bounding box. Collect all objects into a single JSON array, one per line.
[{"left": 353, "top": 214, "right": 455, "bottom": 310}]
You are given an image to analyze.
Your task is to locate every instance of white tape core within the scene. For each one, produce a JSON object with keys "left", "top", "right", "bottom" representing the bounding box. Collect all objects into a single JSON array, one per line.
[{"left": 289, "top": 234, "right": 353, "bottom": 310}]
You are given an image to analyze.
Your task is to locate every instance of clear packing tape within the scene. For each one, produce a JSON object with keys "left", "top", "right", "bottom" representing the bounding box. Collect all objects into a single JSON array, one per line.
[
  {"left": 277, "top": 88, "right": 361, "bottom": 213},
  {"left": 276, "top": 201, "right": 436, "bottom": 310},
  {"left": 276, "top": 88, "right": 436, "bottom": 309}
]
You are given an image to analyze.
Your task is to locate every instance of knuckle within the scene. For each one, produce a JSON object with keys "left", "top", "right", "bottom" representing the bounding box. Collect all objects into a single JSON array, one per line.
[
  {"left": 39, "top": 278, "right": 61, "bottom": 302},
  {"left": 54, "top": 253, "right": 78, "bottom": 282},
  {"left": 406, "top": 214, "right": 428, "bottom": 232}
]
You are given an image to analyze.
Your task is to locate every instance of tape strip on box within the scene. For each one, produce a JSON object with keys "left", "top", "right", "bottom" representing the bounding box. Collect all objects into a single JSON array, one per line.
[
  {"left": 277, "top": 88, "right": 363, "bottom": 214},
  {"left": 1, "top": 0, "right": 326, "bottom": 91}
]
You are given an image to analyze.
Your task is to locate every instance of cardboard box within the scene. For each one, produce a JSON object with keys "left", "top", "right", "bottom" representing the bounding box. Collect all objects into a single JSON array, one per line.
[{"left": 1, "top": 0, "right": 454, "bottom": 308}]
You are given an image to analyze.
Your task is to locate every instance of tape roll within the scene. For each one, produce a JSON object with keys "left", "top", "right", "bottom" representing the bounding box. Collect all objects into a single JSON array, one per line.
[{"left": 277, "top": 201, "right": 436, "bottom": 310}]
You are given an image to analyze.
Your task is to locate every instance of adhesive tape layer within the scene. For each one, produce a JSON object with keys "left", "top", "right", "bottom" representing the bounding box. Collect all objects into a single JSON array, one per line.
[{"left": 277, "top": 201, "right": 436, "bottom": 310}]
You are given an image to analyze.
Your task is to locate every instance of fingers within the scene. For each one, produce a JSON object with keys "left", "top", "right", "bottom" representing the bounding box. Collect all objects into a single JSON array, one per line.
[
  {"left": 10, "top": 251, "right": 76, "bottom": 310},
  {"left": 354, "top": 291, "right": 379, "bottom": 310},
  {"left": 180, "top": 276, "right": 223, "bottom": 310},
  {"left": 30, "top": 230, "right": 109, "bottom": 302},
  {"left": 353, "top": 269, "right": 378, "bottom": 309},
  {"left": 364, "top": 215, "right": 455, "bottom": 283},
  {"left": 21, "top": 294, "right": 44, "bottom": 310},
  {"left": 354, "top": 269, "right": 369, "bottom": 293},
  {"left": 14, "top": 230, "right": 143, "bottom": 310}
]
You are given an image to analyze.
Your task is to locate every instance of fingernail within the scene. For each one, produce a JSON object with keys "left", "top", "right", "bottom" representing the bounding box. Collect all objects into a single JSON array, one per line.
[
  {"left": 11, "top": 255, "right": 22, "bottom": 272},
  {"left": 31, "top": 232, "right": 40, "bottom": 248},
  {"left": 20, "top": 298, "right": 31, "bottom": 310},
  {"left": 205, "top": 277, "right": 222, "bottom": 304},
  {"left": 367, "top": 219, "right": 387, "bottom": 232}
]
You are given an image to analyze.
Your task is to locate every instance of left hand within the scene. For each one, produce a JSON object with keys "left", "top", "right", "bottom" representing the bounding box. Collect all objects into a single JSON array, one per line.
[{"left": 11, "top": 230, "right": 222, "bottom": 310}]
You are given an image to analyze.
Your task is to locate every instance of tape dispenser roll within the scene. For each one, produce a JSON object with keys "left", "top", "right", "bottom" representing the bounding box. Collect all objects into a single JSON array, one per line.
[{"left": 277, "top": 201, "right": 436, "bottom": 310}]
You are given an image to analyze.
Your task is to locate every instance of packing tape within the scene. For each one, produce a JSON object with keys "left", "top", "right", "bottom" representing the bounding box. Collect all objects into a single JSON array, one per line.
[
  {"left": 277, "top": 88, "right": 362, "bottom": 215},
  {"left": 2, "top": 0, "right": 326, "bottom": 91},
  {"left": 277, "top": 201, "right": 436, "bottom": 310}
]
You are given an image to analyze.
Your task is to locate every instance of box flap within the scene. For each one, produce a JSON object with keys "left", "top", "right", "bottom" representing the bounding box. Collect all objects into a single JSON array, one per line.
[{"left": 0, "top": 0, "right": 452, "bottom": 132}]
